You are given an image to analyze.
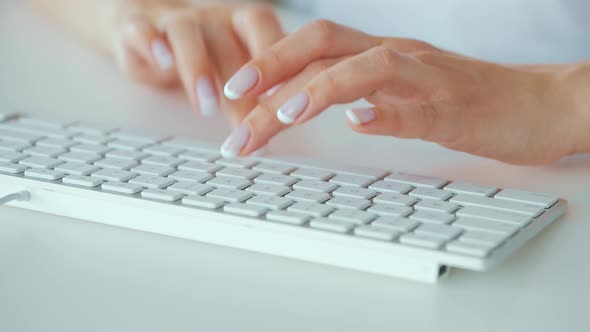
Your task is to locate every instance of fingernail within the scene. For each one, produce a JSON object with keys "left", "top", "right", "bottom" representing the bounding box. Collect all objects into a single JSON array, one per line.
[
  {"left": 151, "top": 39, "right": 174, "bottom": 70},
  {"left": 224, "top": 66, "right": 259, "bottom": 100},
  {"left": 196, "top": 77, "right": 218, "bottom": 117},
  {"left": 346, "top": 108, "right": 375, "bottom": 125},
  {"left": 221, "top": 124, "right": 250, "bottom": 158},
  {"left": 277, "top": 92, "right": 309, "bottom": 124}
]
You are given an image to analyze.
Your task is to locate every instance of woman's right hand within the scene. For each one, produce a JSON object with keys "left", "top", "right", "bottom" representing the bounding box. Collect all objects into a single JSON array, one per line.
[{"left": 107, "top": 0, "right": 283, "bottom": 126}]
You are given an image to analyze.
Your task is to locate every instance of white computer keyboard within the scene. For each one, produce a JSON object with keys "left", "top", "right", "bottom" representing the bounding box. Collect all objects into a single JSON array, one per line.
[{"left": 0, "top": 112, "right": 567, "bottom": 283}]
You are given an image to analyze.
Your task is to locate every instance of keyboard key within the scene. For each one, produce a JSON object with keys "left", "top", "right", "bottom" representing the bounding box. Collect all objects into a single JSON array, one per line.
[
  {"left": 143, "top": 145, "right": 185, "bottom": 157},
  {"left": 141, "top": 189, "right": 184, "bottom": 202},
  {"left": 129, "top": 175, "right": 174, "bottom": 189},
  {"left": 266, "top": 211, "right": 310, "bottom": 225},
  {"left": 325, "top": 196, "right": 371, "bottom": 210},
  {"left": 0, "top": 129, "right": 44, "bottom": 143},
  {"left": 0, "top": 140, "right": 30, "bottom": 151},
  {"left": 141, "top": 155, "right": 185, "bottom": 167},
  {"left": 254, "top": 173, "right": 298, "bottom": 186},
  {"left": 246, "top": 183, "right": 291, "bottom": 196},
  {"left": 246, "top": 195, "right": 294, "bottom": 210},
  {"left": 414, "top": 224, "right": 463, "bottom": 240},
  {"left": 18, "top": 116, "right": 75, "bottom": 129},
  {"left": 182, "top": 195, "right": 225, "bottom": 209},
  {"left": 452, "top": 218, "right": 519, "bottom": 236},
  {"left": 215, "top": 158, "right": 258, "bottom": 168},
  {"left": 385, "top": 172, "right": 448, "bottom": 188},
  {"left": 371, "top": 217, "right": 419, "bottom": 232},
  {"left": 373, "top": 192, "right": 418, "bottom": 206},
  {"left": 290, "top": 168, "right": 335, "bottom": 181},
  {"left": 328, "top": 209, "right": 376, "bottom": 224},
  {"left": 207, "top": 188, "right": 252, "bottom": 203},
  {"left": 285, "top": 189, "right": 331, "bottom": 203},
  {"left": 414, "top": 199, "right": 459, "bottom": 214},
  {"left": 70, "top": 143, "right": 112, "bottom": 155},
  {"left": 329, "top": 174, "right": 374, "bottom": 188},
  {"left": 457, "top": 206, "right": 532, "bottom": 226},
  {"left": 55, "top": 162, "right": 99, "bottom": 176},
  {"left": 458, "top": 231, "right": 507, "bottom": 247},
  {"left": 0, "top": 162, "right": 27, "bottom": 174},
  {"left": 91, "top": 168, "right": 137, "bottom": 182},
  {"left": 207, "top": 176, "right": 251, "bottom": 190},
  {"left": 67, "top": 123, "right": 113, "bottom": 136},
  {"left": 168, "top": 171, "right": 213, "bottom": 183},
  {"left": 73, "top": 134, "right": 113, "bottom": 145},
  {"left": 131, "top": 164, "right": 175, "bottom": 177},
  {"left": 409, "top": 187, "right": 453, "bottom": 201},
  {"left": 178, "top": 161, "right": 222, "bottom": 173},
  {"left": 446, "top": 241, "right": 494, "bottom": 257},
  {"left": 224, "top": 203, "right": 267, "bottom": 217},
  {"left": 444, "top": 181, "right": 497, "bottom": 197},
  {"left": 293, "top": 180, "right": 338, "bottom": 193},
  {"left": 399, "top": 234, "right": 446, "bottom": 249},
  {"left": 35, "top": 138, "right": 78, "bottom": 149},
  {"left": 216, "top": 167, "right": 261, "bottom": 180},
  {"left": 354, "top": 225, "right": 401, "bottom": 241},
  {"left": 177, "top": 151, "right": 220, "bottom": 162},
  {"left": 94, "top": 158, "right": 138, "bottom": 170},
  {"left": 287, "top": 202, "right": 334, "bottom": 217},
  {"left": 58, "top": 152, "right": 102, "bottom": 164},
  {"left": 101, "top": 182, "right": 144, "bottom": 194},
  {"left": 332, "top": 186, "right": 377, "bottom": 200},
  {"left": 368, "top": 180, "right": 412, "bottom": 194},
  {"left": 410, "top": 210, "right": 455, "bottom": 224},
  {"left": 161, "top": 138, "right": 214, "bottom": 152},
  {"left": 309, "top": 218, "right": 355, "bottom": 233},
  {"left": 253, "top": 162, "right": 296, "bottom": 175},
  {"left": 493, "top": 189, "right": 558, "bottom": 208},
  {"left": 23, "top": 146, "right": 66, "bottom": 158},
  {"left": 62, "top": 175, "right": 103, "bottom": 187},
  {"left": 367, "top": 204, "right": 413, "bottom": 217},
  {"left": 0, "top": 151, "right": 27, "bottom": 163},
  {"left": 166, "top": 181, "right": 213, "bottom": 196},
  {"left": 107, "top": 139, "right": 149, "bottom": 151},
  {"left": 110, "top": 128, "right": 167, "bottom": 143},
  {"left": 105, "top": 149, "right": 148, "bottom": 161},
  {"left": 19, "top": 156, "right": 63, "bottom": 169},
  {"left": 450, "top": 194, "right": 544, "bottom": 217},
  {"left": 24, "top": 168, "right": 66, "bottom": 181}
]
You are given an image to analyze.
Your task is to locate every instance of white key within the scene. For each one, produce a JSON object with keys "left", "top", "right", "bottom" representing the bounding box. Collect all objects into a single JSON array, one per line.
[
  {"left": 178, "top": 151, "right": 219, "bottom": 162},
  {"left": 105, "top": 149, "right": 148, "bottom": 161},
  {"left": 0, "top": 162, "right": 27, "bottom": 174},
  {"left": 178, "top": 161, "right": 222, "bottom": 173},
  {"left": 494, "top": 189, "right": 558, "bottom": 208},
  {"left": 329, "top": 174, "right": 374, "bottom": 188},
  {"left": 459, "top": 231, "right": 507, "bottom": 247},
  {"left": 67, "top": 123, "right": 113, "bottom": 136},
  {"left": 332, "top": 186, "right": 377, "bottom": 200},
  {"left": 131, "top": 164, "right": 175, "bottom": 177},
  {"left": 207, "top": 177, "right": 251, "bottom": 190},
  {"left": 70, "top": 144, "right": 112, "bottom": 155},
  {"left": 168, "top": 171, "right": 212, "bottom": 183},
  {"left": 143, "top": 145, "right": 185, "bottom": 157},
  {"left": 215, "top": 158, "right": 258, "bottom": 168},
  {"left": 326, "top": 196, "right": 371, "bottom": 210},
  {"left": 62, "top": 175, "right": 103, "bottom": 187},
  {"left": 55, "top": 162, "right": 100, "bottom": 176},
  {"left": 444, "top": 181, "right": 497, "bottom": 197},
  {"left": 216, "top": 167, "right": 261, "bottom": 180},
  {"left": 101, "top": 182, "right": 143, "bottom": 195},
  {"left": 110, "top": 129, "right": 167, "bottom": 143},
  {"left": 253, "top": 162, "right": 296, "bottom": 175},
  {"left": 224, "top": 203, "right": 267, "bottom": 217},
  {"left": 18, "top": 116, "right": 74, "bottom": 129},
  {"left": 182, "top": 196, "right": 225, "bottom": 209},
  {"left": 446, "top": 241, "right": 494, "bottom": 257},
  {"left": 23, "top": 146, "right": 66, "bottom": 158},
  {"left": 73, "top": 134, "right": 113, "bottom": 145},
  {"left": 450, "top": 194, "right": 544, "bottom": 217},
  {"left": 0, "top": 129, "right": 44, "bottom": 143},
  {"left": 373, "top": 193, "right": 418, "bottom": 206},
  {"left": 0, "top": 151, "right": 27, "bottom": 163},
  {"left": 452, "top": 218, "right": 519, "bottom": 236},
  {"left": 367, "top": 204, "right": 413, "bottom": 217},
  {"left": 293, "top": 180, "right": 338, "bottom": 193},
  {"left": 309, "top": 218, "right": 355, "bottom": 233},
  {"left": 91, "top": 168, "right": 137, "bottom": 182},
  {"left": 141, "top": 189, "right": 184, "bottom": 202},
  {"left": 1, "top": 123, "right": 73, "bottom": 139},
  {"left": 24, "top": 168, "right": 66, "bottom": 181},
  {"left": 107, "top": 139, "right": 149, "bottom": 151},
  {"left": 354, "top": 225, "right": 401, "bottom": 241},
  {"left": 385, "top": 172, "right": 448, "bottom": 189},
  {"left": 141, "top": 155, "right": 185, "bottom": 167},
  {"left": 166, "top": 182, "right": 213, "bottom": 196},
  {"left": 254, "top": 173, "right": 298, "bottom": 186},
  {"left": 0, "top": 140, "right": 30, "bottom": 151},
  {"left": 285, "top": 190, "right": 331, "bottom": 203},
  {"left": 246, "top": 195, "right": 294, "bottom": 210},
  {"left": 368, "top": 180, "right": 412, "bottom": 194},
  {"left": 19, "top": 156, "right": 63, "bottom": 169},
  {"left": 410, "top": 210, "right": 455, "bottom": 224},
  {"left": 328, "top": 209, "right": 376, "bottom": 224},
  {"left": 457, "top": 206, "right": 532, "bottom": 226},
  {"left": 287, "top": 202, "right": 335, "bottom": 217},
  {"left": 207, "top": 188, "right": 252, "bottom": 203},
  {"left": 266, "top": 211, "right": 310, "bottom": 225},
  {"left": 58, "top": 152, "right": 102, "bottom": 164},
  {"left": 94, "top": 158, "right": 138, "bottom": 170},
  {"left": 35, "top": 138, "right": 78, "bottom": 149},
  {"left": 414, "top": 224, "right": 463, "bottom": 240},
  {"left": 290, "top": 168, "right": 335, "bottom": 181},
  {"left": 371, "top": 217, "right": 419, "bottom": 232},
  {"left": 246, "top": 183, "right": 291, "bottom": 196},
  {"left": 399, "top": 234, "right": 446, "bottom": 249},
  {"left": 409, "top": 187, "right": 453, "bottom": 201},
  {"left": 129, "top": 175, "right": 174, "bottom": 189},
  {"left": 161, "top": 138, "right": 214, "bottom": 152},
  {"left": 414, "top": 199, "right": 459, "bottom": 214}
]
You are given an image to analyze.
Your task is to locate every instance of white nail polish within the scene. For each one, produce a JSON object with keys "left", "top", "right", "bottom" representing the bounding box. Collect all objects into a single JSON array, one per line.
[
  {"left": 345, "top": 109, "right": 361, "bottom": 125},
  {"left": 220, "top": 124, "right": 250, "bottom": 158},
  {"left": 276, "top": 92, "right": 309, "bottom": 125},
  {"left": 196, "top": 77, "right": 218, "bottom": 117},
  {"left": 151, "top": 39, "right": 174, "bottom": 70}
]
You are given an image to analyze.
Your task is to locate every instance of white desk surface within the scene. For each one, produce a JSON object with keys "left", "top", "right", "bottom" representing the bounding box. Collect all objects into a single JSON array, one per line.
[{"left": 1, "top": 1, "right": 589, "bottom": 331}]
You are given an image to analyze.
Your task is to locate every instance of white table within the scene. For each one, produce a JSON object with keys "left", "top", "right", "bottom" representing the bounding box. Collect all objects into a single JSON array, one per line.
[{"left": 1, "top": 1, "right": 589, "bottom": 331}]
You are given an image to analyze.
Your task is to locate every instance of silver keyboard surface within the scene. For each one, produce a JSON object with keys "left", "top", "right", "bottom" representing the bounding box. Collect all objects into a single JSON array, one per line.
[{"left": 0, "top": 113, "right": 567, "bottom": 282}]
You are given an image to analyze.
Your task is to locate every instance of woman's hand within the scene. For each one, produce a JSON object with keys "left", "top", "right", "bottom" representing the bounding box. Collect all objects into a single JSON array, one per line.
[
  {"left": 109, "top": 0, "right": 282, "bottom": 125},
  {"left": 220, "top": 20, "right": 590, "bottom": 165}
]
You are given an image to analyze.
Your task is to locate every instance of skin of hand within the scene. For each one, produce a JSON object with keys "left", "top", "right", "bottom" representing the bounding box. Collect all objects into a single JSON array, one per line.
[{"left": 219, "top": 20, "right": 590, "bottom": 165}]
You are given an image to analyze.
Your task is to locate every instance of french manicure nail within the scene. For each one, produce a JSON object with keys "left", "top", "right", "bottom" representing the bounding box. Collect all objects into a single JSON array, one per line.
[
  {"left": 276, "top": 92, "right": 309, "bottom": 124},
  {"left": 196, "top": 77, "right": 218, "bottom": 117},
  {"left": 151, "top": 39, "right": 174, "bottom": 70},
  {"left": 224, "top": 66, "right": 259, "bottom": 100},
  {"left": 345, "top": 108, "right": 376, "bottom": 125},
  {"left": 220, "top": 124, "right": 250, "bottom": 158}
]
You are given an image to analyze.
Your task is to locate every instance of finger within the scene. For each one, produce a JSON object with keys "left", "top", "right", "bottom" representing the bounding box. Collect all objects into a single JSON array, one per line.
[
  {"left": 223, "top": 20, "right": 380, "bottom": 100},
  {"left": 165, "top": 15, "right": 219, "bottom": 117},
  {"left": 232, "top": 4, "right": 283, "bottom": 57}
]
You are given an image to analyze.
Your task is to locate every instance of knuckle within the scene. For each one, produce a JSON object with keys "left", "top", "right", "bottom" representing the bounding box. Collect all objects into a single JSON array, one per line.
[
  {"left": 370, "top": 46, "right": 401, "bottom": 66},
  {"left": 307, "top": 19, "right": 337, "bottom": 44},
  {"left": 244, "top": 4, "right": 276, "bottom": 22},
  {"left": 413, "top": 51, "right": 439, "bottom": 64},
  {"left": 305, "top": 60, "right": 332, "bottom": 74},
  {"left": 416, "top": 103, "right": 441, "bottom": 140},
  {"left": 164, "top": 12, "right": 195, "bottom": 31}
]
